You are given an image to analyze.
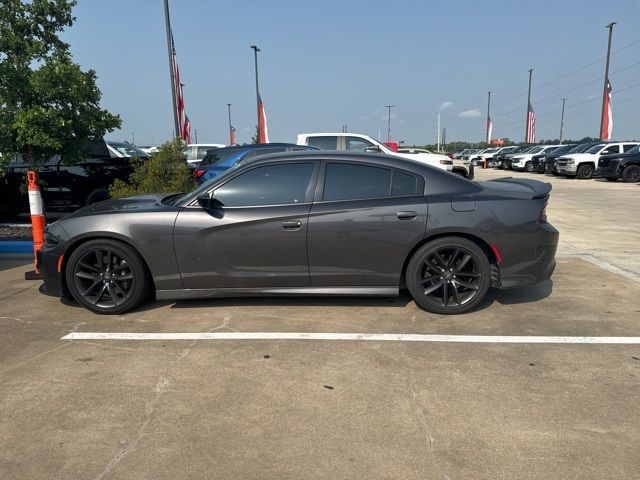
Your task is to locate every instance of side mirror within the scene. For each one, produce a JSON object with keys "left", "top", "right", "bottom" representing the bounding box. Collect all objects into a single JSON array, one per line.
[
  {"left": 365, "top": 146, "right": 382, "bottom": 153},
  {"left": 197, "top": 193, "right": 211, "bottom": 210}
]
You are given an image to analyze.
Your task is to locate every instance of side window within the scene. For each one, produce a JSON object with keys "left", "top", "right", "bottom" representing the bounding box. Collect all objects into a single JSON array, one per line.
[
  {"left": 214, "top": 163, "right": 314, "bottom": 207},
  {"left": 345, "top": 136, "right": 374, "bottom": 152},
  {"left": 623, "top": 144, "right": 637, "bottom": 152},
  {"left": 182, "top": 147, "right": 192, "bottom": 160},
  {"left": 307, "top": 136, "right": 338, "bottom": 150},
  {"left": 323, "top": 163, "right": 391, "bottom": 201},
  {"left": 392, "top": 171, "right": 421, "bottom": 196},
  {"left": 601, "top": 145, "right": 619, "bottom": 155}
]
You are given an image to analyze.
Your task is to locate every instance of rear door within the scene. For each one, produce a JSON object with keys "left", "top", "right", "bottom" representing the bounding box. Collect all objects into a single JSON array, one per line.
[
  {"left": 174, "top": 161, "right": 319, "bottom": 289},
  {"left": 307, "top": 161, "right": 428, "bottom": 287}
]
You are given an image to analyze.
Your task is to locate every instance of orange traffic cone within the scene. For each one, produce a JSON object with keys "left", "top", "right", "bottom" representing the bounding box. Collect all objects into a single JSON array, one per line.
[{"left": 24, "top": 171, "right": 46, "bottom": 280}]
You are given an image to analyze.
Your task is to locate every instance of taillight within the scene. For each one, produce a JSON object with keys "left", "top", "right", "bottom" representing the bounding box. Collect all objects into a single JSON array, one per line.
[
  {"left": 539, "top": 205, "right": 548, "bottom": 223},
  {"left": 193, "top": 169, "right": 206, "bottom": 178}
]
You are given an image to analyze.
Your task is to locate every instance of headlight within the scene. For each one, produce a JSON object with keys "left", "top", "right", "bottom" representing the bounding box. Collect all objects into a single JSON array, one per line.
[
  {"left": 439, "top": 159, "right": 452, "bottom": 165},
  {"left": 565, "top": 159, "right": 574, "bottom": 164}
]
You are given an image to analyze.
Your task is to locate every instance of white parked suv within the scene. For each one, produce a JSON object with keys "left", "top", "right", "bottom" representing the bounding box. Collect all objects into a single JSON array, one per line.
[
  {"left": 510, "top": 145, "right": 561, "bottom": 172},
  {"left": 296, "top": 133, "right": 453, "bottom": 172},
  {"left": 557, "top": 142, "right": 639, "bottom": 179},
  {"left": 183, "top": 143, "right": 226, "bottom": 167}
]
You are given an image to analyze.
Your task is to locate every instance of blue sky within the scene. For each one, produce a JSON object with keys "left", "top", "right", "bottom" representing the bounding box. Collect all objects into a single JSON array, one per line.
[{"left": 62, "top": 0, "right": 640, "bottom": 145}]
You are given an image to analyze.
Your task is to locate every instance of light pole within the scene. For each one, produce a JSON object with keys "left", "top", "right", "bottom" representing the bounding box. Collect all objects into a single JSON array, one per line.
[
  {"left": 559, "top": 98, "right": 566, "bottom": 144},
  {"left": 599, "top": 22, "right": 616, "bottom": 140},
  {"left": 250, "top": 45, "right": 261, "bottom": 142},
  {"left": 385, "top": 105, "right": 394, "bottom": 142},
  {"left": 227, "top": 103, "right": 233, "bottom": 144},
  {"left": 486, "top": 91, "right": 491, "bottom": 145}
]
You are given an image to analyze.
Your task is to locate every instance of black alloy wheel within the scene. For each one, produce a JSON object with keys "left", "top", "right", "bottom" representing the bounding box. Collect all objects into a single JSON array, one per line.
[
  {"left": 66, "top": 239, "right": 149, "bottom": 314},
  {"left": 622, "top": 165, "right": 640, "bottom": 183},
  {"left": 525, "top": 162, "right": 534, "bottom": 172},
  {"left": 576, "top": 164, "right": 594, "bottom": 179},
  {"left": 406, "top": 237, "right": 491, "bottom": 314}
]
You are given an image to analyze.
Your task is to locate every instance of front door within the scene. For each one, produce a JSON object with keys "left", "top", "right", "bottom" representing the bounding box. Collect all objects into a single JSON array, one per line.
[{"left": 174, "top": 162, "right": 318, "bottom": 289}]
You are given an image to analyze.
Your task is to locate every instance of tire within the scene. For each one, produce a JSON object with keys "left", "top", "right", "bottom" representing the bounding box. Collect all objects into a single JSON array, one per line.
[
  {"left": 525, "top": 162, "right": 534, "bottom": 172},
  {"left": 85, "top": 188, "right": 110, "bottom": 206},
  {"left": 406, "top": 237, "right": 491, "bottom": 315},
  {"left": 621, "top": 165, "right": 640, "bottom": 183},
  {"left": 575, "top": 164, "right": 595, "bottom": 180},
  {"left": 551, "top": 171, "right": 560, "bottom": 176},
  {"left": 604, "top": 177, "right": 618, "bottom": 182},
  {"left": 65, "top": 239, "right": 150, "bottom": 314}
]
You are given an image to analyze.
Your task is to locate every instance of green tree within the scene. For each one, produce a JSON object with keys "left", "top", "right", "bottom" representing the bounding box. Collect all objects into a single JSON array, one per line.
[
  {"left": 109, "top": 139, "right": 194, "bottom": 198},
  {"left": 0, "top": 0, "right": 121, "bottom": 171},
  {"left": 251, "top": 125, "right": 260, "bottom": 144}
]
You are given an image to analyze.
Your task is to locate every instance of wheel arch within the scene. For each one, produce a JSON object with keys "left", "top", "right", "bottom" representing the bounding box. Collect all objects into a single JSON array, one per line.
[
  {"left": 400, "top": 231, "right": 498, "bottom": 289},
  {"left": 59, "top": 234, "right": 155, "bottom": 296}
]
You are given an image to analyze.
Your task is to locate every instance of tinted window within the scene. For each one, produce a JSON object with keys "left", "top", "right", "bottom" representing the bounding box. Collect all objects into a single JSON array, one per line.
[
  {"left": 392, "top": 171, "right": 420, "bottom": 196},
  {"left": 323, "top": 163, "right": 391, "bottom": 201},
  {"left": 197, "top": 147, "right": 217, "bottom": 158},
  {"left": 345, "top": 136, "right": 374, "bottom": 151},
  {"left": 600, "top": 145, "right": 619, "bottom": 155},
  {"left": 626, "top": 145, "right": 639, "bottom": 154},
  {"left": 214, "top": 163, "right": 314, "bottom": 207},
  {"left": 307, "top": 136, "right": 338, "bottom": 149},
  {"left": 235, "top": 147, "right": 287, "bottom": 166},
  {"left": 201, "top": 148, "right": 246, "bottom": 166},
  {"left": 623, "top": 144, "right": 638, "bottom": 152}
]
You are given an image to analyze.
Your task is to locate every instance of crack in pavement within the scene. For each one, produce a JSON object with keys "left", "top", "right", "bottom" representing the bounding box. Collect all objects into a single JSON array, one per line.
[
  {"left": 0, "top": 316, "right": 32, "bottom": 324},
  {"left": 92, "top": 315, "right": 234, "bottom": 480},
  {"left": 401, "top": 345, "right": 449, "bottom": 480}
]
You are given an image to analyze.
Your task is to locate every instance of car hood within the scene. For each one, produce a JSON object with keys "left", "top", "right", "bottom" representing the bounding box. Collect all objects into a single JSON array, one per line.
[
  {"left": 559, "top": 153, "right": 596, "bottom": 160},
  {"left": 393, "top": 151, "right": 449, "bottom": 162},
  {"left": 63, "top": 194, "right": 176, "bottom": 219}
]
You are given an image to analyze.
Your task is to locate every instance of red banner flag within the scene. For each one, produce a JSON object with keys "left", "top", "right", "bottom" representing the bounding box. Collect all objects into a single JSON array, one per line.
[
  {"left": 258, "top": 93, "right": 270, "bottom": 143},
  {"left": 600, "top": 78, "right": 613, "bottom": 141}
]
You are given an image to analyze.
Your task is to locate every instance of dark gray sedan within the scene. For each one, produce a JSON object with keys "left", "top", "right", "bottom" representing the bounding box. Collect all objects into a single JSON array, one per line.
[{"left": 38, "top": 151, "right": 558, "bottom": 315}]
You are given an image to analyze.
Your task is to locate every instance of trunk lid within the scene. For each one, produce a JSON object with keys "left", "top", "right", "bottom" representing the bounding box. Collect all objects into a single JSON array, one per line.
[{"left": 478, "top": 177, "right": 552, "bottom": 199}]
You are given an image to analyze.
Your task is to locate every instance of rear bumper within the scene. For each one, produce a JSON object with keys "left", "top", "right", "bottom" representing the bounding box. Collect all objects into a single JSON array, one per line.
[
  {"left": 498, "top": 223, "right": 559, "bottom": 289},
  {"left": 36, "top": 248, "right": 65, "bottom": 297}
]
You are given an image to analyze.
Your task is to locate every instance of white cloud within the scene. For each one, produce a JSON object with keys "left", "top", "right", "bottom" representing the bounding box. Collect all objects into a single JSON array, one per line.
[
  {"left": 458, "top": 109, "right": 482, "bottom": 118},
  {"left": 439, "top": 101, "right": 453, "bottom": 111}
]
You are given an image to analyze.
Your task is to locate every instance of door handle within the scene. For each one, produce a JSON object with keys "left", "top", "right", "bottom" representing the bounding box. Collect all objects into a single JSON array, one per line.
[
  {"left": 282, "top": 220, "right": 302, "bottom": 231},
  {"left": 396, "top": 211, "right": 417, "bottom": 220}
]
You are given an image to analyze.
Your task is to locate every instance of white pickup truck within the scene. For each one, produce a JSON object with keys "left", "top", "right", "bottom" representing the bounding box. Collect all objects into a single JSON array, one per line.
[
  {"left": 557, "top": 142, "right": 639, "bottom": 179},
  {"left": 296, "top": 133, "right": 453, "bottom": 172}
]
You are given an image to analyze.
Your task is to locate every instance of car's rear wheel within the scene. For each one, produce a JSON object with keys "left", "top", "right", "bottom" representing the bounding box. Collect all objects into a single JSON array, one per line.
[
  {"left": 406, "top": 237, "right": 491, "bottom": 315},
  {"left": 65, "top": 239, "right": 150, "bottom": 314},
  {"left": 621, "top": 165, "right": 640, "bottom": 183},
  {"left": 576, "top": 164, "right": 594, "bottom": 179}
]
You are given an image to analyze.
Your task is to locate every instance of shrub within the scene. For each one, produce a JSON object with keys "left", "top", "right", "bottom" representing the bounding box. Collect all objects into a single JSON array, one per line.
[{"left": 109, "top": 139, "right": 194, "bottom": 198}]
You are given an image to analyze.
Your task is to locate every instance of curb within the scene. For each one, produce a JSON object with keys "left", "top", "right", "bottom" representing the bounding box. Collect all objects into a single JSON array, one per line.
[{"left": 0, "top": 241, "right": 34, "bottom": 254}]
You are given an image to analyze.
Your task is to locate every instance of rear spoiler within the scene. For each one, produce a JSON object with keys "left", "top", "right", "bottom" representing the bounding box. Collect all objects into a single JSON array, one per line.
[{"left": 488, "top": 177, "right": 552, "bottom": 199}]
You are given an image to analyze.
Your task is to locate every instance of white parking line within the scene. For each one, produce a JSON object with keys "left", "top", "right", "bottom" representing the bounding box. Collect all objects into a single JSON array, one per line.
[{"left": 62, "top": 332, "right": 640, "bottom": 344}]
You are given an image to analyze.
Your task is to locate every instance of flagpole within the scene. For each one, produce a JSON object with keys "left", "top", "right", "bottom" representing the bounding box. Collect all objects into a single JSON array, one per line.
[
  {"left": 599, "top": 22, "right": 616, "bottom": 140},
  {"left": 486, "top": 91, "right": 491, "bottom": 145},
  {"left": 163, "top": 0, "right": 180, "bottom": 140},
  {"left": 385, "top": 105, "right": 394, "bottom": 142},
  {"left": 559, "top": 98, "right": 566, "bottom": 144},
  {"left": 250, "top": 45, "right": 261, "bottom": 142},
  {"left": 525, "top": 68, "right": 533, "bottom": 143}
]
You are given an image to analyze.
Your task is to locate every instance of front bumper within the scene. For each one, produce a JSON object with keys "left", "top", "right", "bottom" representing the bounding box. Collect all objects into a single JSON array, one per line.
[
  {"left": 36, "top": 248, "right": 65, "bottom": 297},
  {"left": 557, "top": 163, "right": 576, "bottom": 175}
]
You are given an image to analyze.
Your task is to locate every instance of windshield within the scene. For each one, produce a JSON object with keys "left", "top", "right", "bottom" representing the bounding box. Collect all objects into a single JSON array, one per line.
[
  {"left": 108, "top": 142, "right": 149, "bottom": 157},
  {"left": 550, "top": 145, "right": 573, "bottom": 155},
  {"left": 484, "top": 148, "right": 499, "bottom": 153},
  {"left": 200, "top": 148, "right": 246, "bottom": 166},
  {"left": 586, "top": 144, "right": 606, "bottom": 154},
  {"left": 173, "top": 163, "right": 243, "bottom": 205},
  {"left": 528, "top": 147, "right": 544, "bottom": 154}
]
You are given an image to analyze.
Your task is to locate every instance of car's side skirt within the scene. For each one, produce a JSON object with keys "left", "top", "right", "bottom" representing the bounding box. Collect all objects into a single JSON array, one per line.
[{"left": 156, "top": 286, "right": 399, "bottom": 301}]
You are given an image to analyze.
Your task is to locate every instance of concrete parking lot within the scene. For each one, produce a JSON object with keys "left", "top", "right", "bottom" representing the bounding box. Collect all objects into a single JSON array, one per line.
[{"left": 1, "top": 169, "right": 639, "bottom": 479}]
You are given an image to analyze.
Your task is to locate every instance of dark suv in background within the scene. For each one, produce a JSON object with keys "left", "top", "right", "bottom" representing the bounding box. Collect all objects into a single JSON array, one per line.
[
  {"left": 598, "top": 144, "right": 640, "bottom": 182},
  {"left": 531, "top": 144, "right": 575, "bottom": 173},
  {"left": 544, "top": 142, "right": 599, "bottom": 175},
  {"left": 0, "top": 140, "right": 147, "bottom": 216}
]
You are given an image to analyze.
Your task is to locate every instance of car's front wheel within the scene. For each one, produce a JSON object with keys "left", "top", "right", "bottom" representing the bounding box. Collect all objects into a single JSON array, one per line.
[
  {"left": 576, "top": 164, "right": 595, "bottom": 179},
  {"left": 406, "top": 237, "right": 491, "bottom": 315},
  {"left": 525, "top": 162, "right": 534, "bottom": 172},
  {"left": 65, "top": 239, "right": 150, "bottom": 314}
]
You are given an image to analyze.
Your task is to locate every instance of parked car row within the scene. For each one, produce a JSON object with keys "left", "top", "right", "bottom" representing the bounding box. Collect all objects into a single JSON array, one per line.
[{"left": 490, "top": 141, "right": 640, "bottom": 182}]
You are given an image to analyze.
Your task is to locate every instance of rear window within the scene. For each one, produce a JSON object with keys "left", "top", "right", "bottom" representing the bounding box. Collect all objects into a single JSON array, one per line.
[
  {"left": 307, "top": 136, "right": 338, "bottom": 150},
  {"left": 200, "top": 149, "right": 246, "bottom": 166}
]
